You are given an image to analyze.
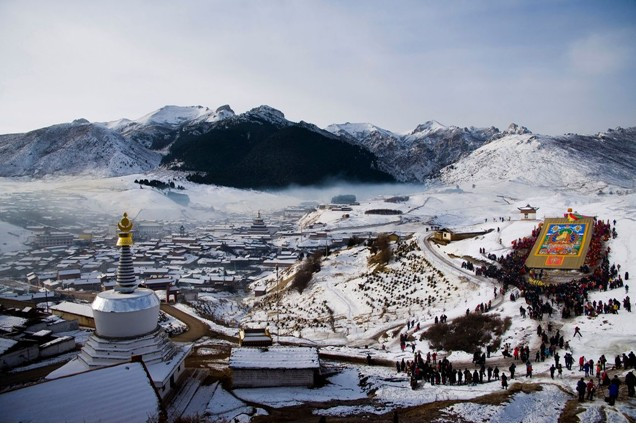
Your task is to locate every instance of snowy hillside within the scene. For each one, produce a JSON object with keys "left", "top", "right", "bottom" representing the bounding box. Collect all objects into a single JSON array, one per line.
[
  {"left": 0, "top": 120, "right": 161, "bottom": 178},
  {"left": 439, "top": 127, "right": 636, "bottom": 192},
  {"left": 245, "top": 237, "right": 500, "bottom": 346},
  {"left": 242, "top": 180, "right": 635, "bottom": 345}
]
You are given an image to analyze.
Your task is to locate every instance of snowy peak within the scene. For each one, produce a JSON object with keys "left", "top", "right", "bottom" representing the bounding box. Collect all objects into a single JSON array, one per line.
[
  {"left": 325, "top": 122, "right": 400, "bottom": 140},
  {"left": 100, "top": 104, "right": 237, "bottom": 151},
  {"left": 326, "top": 119, "right": 503, "bottom": 183},
  {"left": 411, "top": 120, "right": 448, "bottom": 135},
  {"left": 2, "top": 103, "right": 633, "bottom": 189},
  {"left": 136, "top": 104, "right": 234, "bottom": 126},
  {"left": 242, "top": 105, "right": 287, "bottom": 125},
  {"left": 104, "top": 104, "right": 235, "bottom": 132},
  {"left": 137, "top": 105, "right": 208, "bottom": 125},
  {"left": 215, "top": 104, "right": 235, "bottom": 116},
  {"left": 503, "top": 123, "right": 531, "bottom": 135}
]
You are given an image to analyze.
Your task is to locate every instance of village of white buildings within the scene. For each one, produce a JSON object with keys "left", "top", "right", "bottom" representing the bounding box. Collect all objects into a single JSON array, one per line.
[{"left": 0, "top": 180, "right": 634, "bottom": 422}]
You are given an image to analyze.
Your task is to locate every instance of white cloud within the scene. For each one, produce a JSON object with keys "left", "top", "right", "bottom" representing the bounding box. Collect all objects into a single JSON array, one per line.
[{"left": 567, "top": 32, "right": 632, "bottom": 75}]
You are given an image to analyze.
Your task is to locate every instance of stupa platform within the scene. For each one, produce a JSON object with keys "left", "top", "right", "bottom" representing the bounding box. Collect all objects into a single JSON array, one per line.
[{"left": 77, "top": 327, "right": 176, "bottom": 367}]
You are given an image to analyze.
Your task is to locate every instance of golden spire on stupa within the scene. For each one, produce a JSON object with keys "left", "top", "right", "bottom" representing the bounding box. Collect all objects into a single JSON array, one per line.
[{"left": 116, "top": 212, "right": 134, "bottom": 247}]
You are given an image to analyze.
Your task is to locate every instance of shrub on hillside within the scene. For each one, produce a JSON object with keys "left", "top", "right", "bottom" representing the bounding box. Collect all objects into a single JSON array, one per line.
[
  {"left": 347, "top": 235, "right": 364, "bottom": 248},
  {"left": 420, "top": 313, "right": 511, "bottom": 353},
  {"left": 368, "top": 233, "right": 393, "bottom": 266},
  {"left": 291, "top": 251, "right": 323, "bottom": 293}
]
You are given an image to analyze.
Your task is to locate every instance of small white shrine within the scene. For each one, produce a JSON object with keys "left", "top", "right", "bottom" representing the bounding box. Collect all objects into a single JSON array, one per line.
[{"left": 518, "top": 204, "right": 539, "bottom": 220}]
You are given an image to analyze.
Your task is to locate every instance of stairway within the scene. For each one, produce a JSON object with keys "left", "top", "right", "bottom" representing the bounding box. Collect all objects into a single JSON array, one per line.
[{"left": 166, "top": 368, "right": 208, "bottom": 421}]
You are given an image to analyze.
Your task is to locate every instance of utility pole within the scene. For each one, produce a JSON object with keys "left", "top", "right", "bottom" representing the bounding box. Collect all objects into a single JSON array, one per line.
[{"left": 276, "top": 266, "right": 280, "bottom": 344}]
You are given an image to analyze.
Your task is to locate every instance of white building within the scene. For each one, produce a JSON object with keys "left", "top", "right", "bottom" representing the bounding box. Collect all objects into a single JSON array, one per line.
[{"left": 229, "top": 346, "right": 320, "bottom": 388}]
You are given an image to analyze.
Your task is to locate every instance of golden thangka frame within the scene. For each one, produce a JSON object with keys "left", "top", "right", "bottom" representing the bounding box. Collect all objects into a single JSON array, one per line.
[{"left": 524, "top": 217, "right": 594, "bottom": 270}]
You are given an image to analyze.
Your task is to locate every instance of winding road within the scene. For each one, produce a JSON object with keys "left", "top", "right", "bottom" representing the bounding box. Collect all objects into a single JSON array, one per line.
[
  {"left": 160, "top": 303, "right": 210, "bottom": 342},
  {"left": 417, "top": 232, "right": 500, "bottom": 295}
]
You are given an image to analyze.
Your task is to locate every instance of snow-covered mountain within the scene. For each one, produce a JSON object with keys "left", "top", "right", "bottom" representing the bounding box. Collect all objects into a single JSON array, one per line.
[
  {"left": 325, "top": 120, "right": 499, "bottom": 182},
  {"left": 162, "top": 105, "right": 393, "bottom": 188},
  {"left": 0, "top": 104, "right": 634, "bottom": 190},
  {"left": 104, "top": 105, "right": 236, "bottom": 151},
  {"left": 0, "top": 104, "right": 283, "bottom": 179},
  {"left": 0, "top": 119, "right": 161, "bottom": 177},
  {"left": 439, "top": 127, "right": 636, "bottom": 191}
]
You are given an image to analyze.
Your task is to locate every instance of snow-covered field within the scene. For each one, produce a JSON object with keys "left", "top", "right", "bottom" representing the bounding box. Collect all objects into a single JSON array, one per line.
[
  {"left": 0, "top": 220, "right": 31, "bottom": 254},
  {"left": 437, "top": 384, "right": 570, "bottom": 422}
]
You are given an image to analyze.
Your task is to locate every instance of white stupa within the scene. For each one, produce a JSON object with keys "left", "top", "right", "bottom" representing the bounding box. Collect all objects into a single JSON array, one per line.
[{"left": 48, "top": 213, "right": 191, "bottom": 399}]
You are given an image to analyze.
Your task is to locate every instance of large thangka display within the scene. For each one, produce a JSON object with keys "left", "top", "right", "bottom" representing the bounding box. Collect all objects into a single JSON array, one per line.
[{"left": 525, "top": 215, "right": 594, "bottom": 269}]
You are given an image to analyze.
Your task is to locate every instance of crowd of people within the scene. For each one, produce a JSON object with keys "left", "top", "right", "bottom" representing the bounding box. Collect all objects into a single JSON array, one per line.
[
  {"left": 574, "top": 351, "right": 636, "bottom": 404},
  {"left": 395, "top": 350, "right": 507, "bottom": 390},
  {"left": 471, "top": 218, "right": 631, "bottom": 323},
  {"left": 390, "top": 216, "right": 633, "bottom": 408}
]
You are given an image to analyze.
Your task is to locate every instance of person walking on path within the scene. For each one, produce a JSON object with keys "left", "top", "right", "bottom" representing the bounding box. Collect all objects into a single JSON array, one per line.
[
  {"left": 509, "top": 363, "right": 516, "bottom": 379},
  {"left": 608, "top": 376, "right": 620, "bottom": 405},
  {"left": 587, "top": 379, "right": 596, "bottom": 401},
  {"left": 625, "top": 371, "right": 635, "bottom": 397},
  {"left": 574, "top": 326, "right": 583, "bottom": 338},
  {"left": 550, "top": 364, "right": 556, "bottom": 379},
  {"left": 501, "top": 373, "right": 508, "bottom": 389},
  {"left": 577, "top": 378, "right": 587, "bottom": 402}
]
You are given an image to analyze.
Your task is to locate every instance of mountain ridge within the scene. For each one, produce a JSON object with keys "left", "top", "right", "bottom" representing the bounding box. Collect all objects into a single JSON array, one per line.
[
  {"left": 0, "top": 104, "right": 633, "bottom": 190},
  {"left": 439, "top": 127, "right": 636, "bottom": 191}
]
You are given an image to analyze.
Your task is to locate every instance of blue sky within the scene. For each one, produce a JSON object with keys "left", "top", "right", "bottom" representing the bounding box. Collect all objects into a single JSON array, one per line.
[{"left": 0, "top": 0, "right": 634, "bottom": 135}]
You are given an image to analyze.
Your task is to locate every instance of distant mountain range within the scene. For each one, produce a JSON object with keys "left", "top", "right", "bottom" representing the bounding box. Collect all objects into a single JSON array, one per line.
[{"left": 0, "top": 104, "right": 633, "bottom": 190}]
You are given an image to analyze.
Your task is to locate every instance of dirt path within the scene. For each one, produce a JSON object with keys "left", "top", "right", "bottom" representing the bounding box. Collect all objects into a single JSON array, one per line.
[{"left": 161, "top": 303, "right": 210, "bottom": 342}]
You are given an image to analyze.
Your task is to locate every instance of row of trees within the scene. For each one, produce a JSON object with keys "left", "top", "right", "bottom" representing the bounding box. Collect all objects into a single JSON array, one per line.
[{"left": 134, "top": 179, "right": 185, "bottom": 190}]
